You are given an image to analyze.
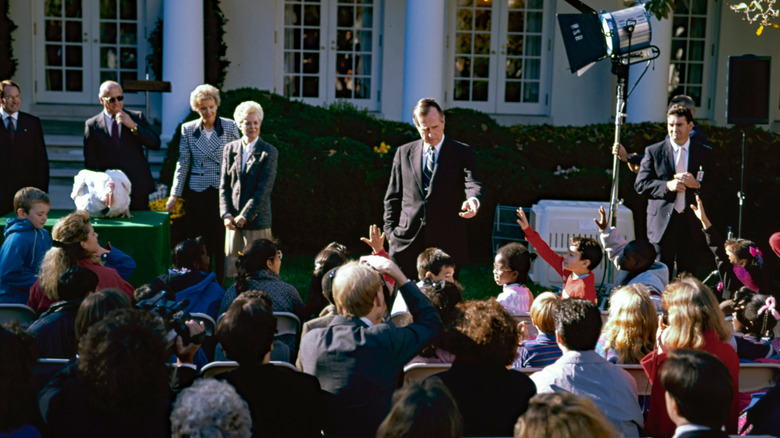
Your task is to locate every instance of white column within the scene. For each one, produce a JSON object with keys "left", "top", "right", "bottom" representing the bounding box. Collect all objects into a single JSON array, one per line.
[
  {"left": 401, "top": 0, "right": 446, "bottom": 124},
  {"left": 626, "top": 14, "right": 672, "bottom": 123},
  {"left": 161, "top": 0, "right": 204, "bottom": 142}
]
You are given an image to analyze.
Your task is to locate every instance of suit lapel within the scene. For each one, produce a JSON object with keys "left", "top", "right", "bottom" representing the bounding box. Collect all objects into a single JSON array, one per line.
[
  {"left": 407, "top": 140, "right": 424, "bottom": 193},
  {"left": 192, "top": 122, "right": 224, "bottom": 164},
  {"left": 661, "top": 138, "right": 676, "bottom": 176}
]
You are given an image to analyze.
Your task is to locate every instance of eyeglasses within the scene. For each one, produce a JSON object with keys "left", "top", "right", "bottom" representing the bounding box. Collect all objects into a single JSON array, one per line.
[
  {"left": 277, "top": 250, "right": 283, "bottom": 260},
  {"left": 100, "top": 95, "right": 124, "bottom": 104},
  {"left": 493, "top": 264, "right": 513, "bottom": 273},
  {"left": 2, "top": 95, "right": 20, "bottom": 101}
]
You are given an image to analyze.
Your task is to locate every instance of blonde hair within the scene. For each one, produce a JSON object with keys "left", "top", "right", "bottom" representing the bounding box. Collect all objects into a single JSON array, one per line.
[
  {"left": 601, "top": 284, "right": 658, "bottom": 364},
  {"left": 38, "top": 211, "right": 94, "bottom": 300},
  {"left": 189, "top": 84, "right": 220, "bottom": 110},
  {"left": 233, "top": 101, "right": 264, "bottom": 125},
  {"left": 332, "top": 261, "right": 382, "bottom": 318},
  {"left": 661, "top": 276, "right": 731, "bottom": 349},
  {"left": 515, "top": 391, "right": 618, "bottom": 438},
  {"left": 530, "top": 292, "right": 559, "bottom": 334}
]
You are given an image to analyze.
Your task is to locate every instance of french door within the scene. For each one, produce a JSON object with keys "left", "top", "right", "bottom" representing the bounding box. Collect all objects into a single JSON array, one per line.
[{"left": 35, "top": 0, "right": 145, "bottom": 104}]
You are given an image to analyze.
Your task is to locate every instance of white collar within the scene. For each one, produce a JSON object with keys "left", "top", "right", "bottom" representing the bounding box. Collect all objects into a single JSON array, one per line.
[
  {"left": 359, "top": 316, "right": 375, "bottom": 327},
  {"left": 0, "top": 107, "right": 17, "bottom": 120},
  {"left": 424, "top": 137, "right": 445, "bottom": 154},
  {"left": 671, "top": 424, "right": 712, "bottom": 438},
  {"left": 671, "top": 137, "right": 690, "bottom": 153}
]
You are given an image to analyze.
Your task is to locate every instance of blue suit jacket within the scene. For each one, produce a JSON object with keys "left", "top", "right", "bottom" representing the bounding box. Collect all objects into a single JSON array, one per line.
[
  {"left": 298, "top": 281, "right": 442, "bottom": 437},
  {"left": 634, "top": 138, "right": 712, "bottom": 244}
]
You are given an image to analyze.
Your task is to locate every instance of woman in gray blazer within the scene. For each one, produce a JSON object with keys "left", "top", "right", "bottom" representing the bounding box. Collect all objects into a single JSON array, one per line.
[
  {"left": 219, "top": 101, "right": 278, "bottom": 278},
  {"left": 166, "top": 84, "right": 240, "bottom": 284}
]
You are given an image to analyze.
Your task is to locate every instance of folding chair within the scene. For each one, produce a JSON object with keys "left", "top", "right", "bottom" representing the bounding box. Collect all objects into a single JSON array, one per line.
[
  {"left": 200, "top": 360, "right": 239, "bottom": 378},
  {"left": 274, "top": 312, "right": 301, "bottom": 338},
  {"left": 617, "top": 364, "right": 653, "bottom": 397},
  {"left": 402, "top": 363, "right": 452, "bottom": 385},
  {"left": 739, "top": 362, "right": 780, "bottom": 393},
  {"left": 189, "top": 313, "right": 217, "bottom": 336},
  {"left": 0, "top": 303, "right": 37, "bottom": 327}
]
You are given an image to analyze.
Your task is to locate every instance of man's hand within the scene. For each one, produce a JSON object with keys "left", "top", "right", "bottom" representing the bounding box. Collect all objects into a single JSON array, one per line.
[
  {"left": 114, "top": 110, "right": 136, "bottom": 129},
  {"left": 666, "top": 178, "right": 686, "bottom": 193},
  {"left": 235, "top": 215, "right": 247, "bottom": 228},
  {"left": 164, "top": 195, "right": 178, "bottom": 213},
  {"left": 516, "top": 208, "right": 530, "bottom": 230},
  {"left": 459, "top": 198, "right": 479, "bottom": 218},
  {"left": 223, "top": 215, "right": 237, "bottom": 230},
  {"left": 690, "top": 194, "right": 711, "bottom": 228},
  {"left": 175, "top": 320, "right": 205, "bottom": 365},
  {"left": 627, "top": 161, "right": 640, "bottom": 173},
  {"left": 360, "top": 224, "right": 386, "bottom": 254},
  {"left": 676, "top": 172, "right": 700, "bottom": 189},
  {"left": 614, "top": 143, "right": 628, "bottom": 161},
  {"left": 593, "top": 205, "right": 608, "bottom": 232},
  {"left": 359, "top": 255, "right": 408, "bottom": 285}
]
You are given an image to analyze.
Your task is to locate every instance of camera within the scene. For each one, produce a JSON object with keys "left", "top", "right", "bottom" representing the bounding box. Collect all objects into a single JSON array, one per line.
[{"left": 136, "top": 290, "right": 205, "bottom": 346}]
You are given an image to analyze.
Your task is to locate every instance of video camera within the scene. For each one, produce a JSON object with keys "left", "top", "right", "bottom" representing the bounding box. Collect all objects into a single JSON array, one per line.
[{"left": 136, "top": 290, "right": 205, "bottom": 347}]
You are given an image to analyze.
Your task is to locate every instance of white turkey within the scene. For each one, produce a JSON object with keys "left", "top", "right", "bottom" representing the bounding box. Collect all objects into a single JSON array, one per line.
[{"left": 71, "top": 169, "right": 133, "bottom": 218}]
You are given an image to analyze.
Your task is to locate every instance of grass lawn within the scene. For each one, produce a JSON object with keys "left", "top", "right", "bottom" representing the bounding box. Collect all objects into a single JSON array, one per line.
[{"left": 278, "top": 255, "right": 553, "bottom": 304}]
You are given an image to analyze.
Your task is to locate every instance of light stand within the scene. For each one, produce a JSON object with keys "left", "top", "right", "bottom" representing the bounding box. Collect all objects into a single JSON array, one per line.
[{"left": 737, "top": 127, "right": 747, "bottom": 237}]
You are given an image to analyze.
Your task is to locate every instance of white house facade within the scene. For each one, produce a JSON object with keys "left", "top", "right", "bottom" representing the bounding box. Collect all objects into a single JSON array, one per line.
[{"left": 7, "top": 0, "right": 780, "bottom": 140}]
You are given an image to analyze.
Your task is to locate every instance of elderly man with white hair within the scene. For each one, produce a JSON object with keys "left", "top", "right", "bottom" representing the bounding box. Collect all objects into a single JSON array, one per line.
[
  {"left": 219, "top": 101, "right": 278, "bottom": 277},
  {"left": 84, "top": 80, "right": 161, "bottom": 210}
]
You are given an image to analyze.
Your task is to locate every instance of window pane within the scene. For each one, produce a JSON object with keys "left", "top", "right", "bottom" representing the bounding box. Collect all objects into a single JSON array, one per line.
[
  {"left": 303, "top": 52, "right": 319, "bottom": 74},
  {"left": 356, "top": 30, "right": 371, "bottom": 51},
  {"left": 507, "top": 11, "right": 523, "bottom": 32},
  {"left": 285, "top": 4, "right": 301, "bottom": 25},
  {"left": 457, "top": 9, "right": 473, "bottom": 31},
  {"left": 303, "top": 28, "right": 319, "bottom": 50},
  {"left": 47, "top": 69, "right": 63, "bottom": 91},
  {"left": 120, "top": 47, "right": 137, "bottom": 68},
  {"left": 472, "top": 81, "right": 488, "bottom": 101},
  {"left": 335, "top": 77, "right": 351, "bottom": 98},
  {"left": 688, "top": 86, "right": 702, "bottom": 105},
  {"left": 690, "top": 17, "right": 706, "bottom": 38},
  {"left": 304, "top": 5, "right": 320, "bottom": 26},
  {"left": 285, "top": 75, "right": 301, "bottom": 97},
  {"left": 525, "top": 35, "right": 541, "bottom": 56},
  {"left": 687, "top": 63, "right": 703, "bottom": 84},
  {"left": 355, "top": 54, "right": 371, "bottom": 75},
  {"left": 673, "top": 17, "right": 688, "bottom": 38},
  {"left": 119, "top": 23, "right": 137, "bottom": 45},
  {"left": 527, "top": 12, "right": 542, "bottom": 32},
  {"left": 101, "top": 22, "right": 117, "bottom": 44},
  {"left": 671, "top": 40, "right": 686, "bottom": 61},
  {"left": 506, "top": 57, "right": 522, "bottom": 78},
  {"left": 101, "top": 47, "right": 118, "bottom": 69},
  {"left": 505, "top": 81, "right": 521, "bottom": 102},
  {"left": 525, "top": 58, "right": 540, "bottom": 80},
  {"left": 508, "top": 0, "right": 524, "bottom": 8},
  {"left": 528, "top": 0, "right": 543, "bottom": 9},
  {"left": 285, "top": 29, "right": 301, "bottom": 50},
  {"left": 65, "top": 21, "right": 81, "bottom": 42},
  {"left": 675, "top": 0, "right": 689, "bottom": 14},
  {"left": 474, "top": 33, "right": 490, "bottom": 55},
  {"left": 285, "top": 52, "right": 301, "bottom": 73},
  {"left": 457, "top": 0, "right": 473, "bottom": 6},
  {"left": 689, "top": 41, "right": 704, "bottom": 61},
  {"left": 356, "top": 6, "right": 372, "bottom": 28},
  {"left": 475, "top": 9, "right": 491, "bottom": 31},
  {"left": 354, "top": 78, "right": 370, "bottom": 99},
  {"left": 65, "top": 45, "right": 82, "bottom": 67},
  {"left": 46, "top": 45, "right": 63, "bottom": 66},
  {"left": 691, "top": 0, "right": 707, "bottom": 15},
  {"left": 456, "top": 33, "right": 472, "bottom": 54},
  {"left": 45, "top": 20, "right": 63, "bottom": 42},
  {"left": 101, "top": 0, "right": 116, "bottom": 19},
  {"left": 454, "top": 80, "right": 470, "bottom": 100},
  {"left": 46, "top": 0, "right": 63, "bottom": 18},
  {"left": 120, "top": 0, "right": 137, "bottom": 20},
  {"left": 337, "top": 6, "right": 353, "bottom": 27},
  {"left": 455, "top": 57, "right": 471, "bottom": 77},
  {"left": 523, "top": 82, "right": 539, "bottom": 102},
  {"left": 302, "top": 76, "right": 319, "bottom": 97},
  {"left": 65, "top": 70, "right": 83, "bottom": 91},
  {"left": 64, "top": 0, "right": 81, "bottom": 17},
  {"left": 100, "top": 70, "right": 118, "bottom": 83},
  {"left": 507, "top": 34, "right": 523, "bottom": 56},
  {"left": 473, "top": 57, "right": 489, "bottom": 78},
  {"left": 337, "top": 30, "right": 353, "bottom": 50},
  {"left": 337, "top": 53, "right": 352, "bottom": 74}
]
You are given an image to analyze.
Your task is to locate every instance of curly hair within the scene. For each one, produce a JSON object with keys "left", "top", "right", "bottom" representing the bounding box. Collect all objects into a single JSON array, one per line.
[
  {"left": 171, "top": 378, "right": 252, "bottom": 438},
  {"left": 189, "top": 84, "right": 221, "bottom": 110},
  {"left": 217, "top": 290, "right": 277, "bottom": 365},
  {"left": 601, "top": 285, "right": 658, "bottom": 364},
  {"left": 376, "top": 377, "right": 462, "bottom": 438},
  {"left": 661, "top": 276, "right": 731, "bottom": 349},
  {"left": 733, "top": 287, "right": 778, "bottom": 338},
  {"left": 570, "top": 236, "right": 602, "bottom": 271},
  {"left": 233, "top": 100, "right": 264, "bottom": 126},
  {"left": 496, "top": 242, "right": 537, "bottom": 285},
  {"left": 75, "top": 289, "right": 133, "bottom": 341},
  {"left": 514, "top": 391, "right": 618, "bottom": 438},
  {"left": 234, "top": 239, "right": 279, "bottom": 295},
  {"left": 38, "top": 210, "right": 94, "bottom": 300},
  {"left": 443, "top": 299, "right": 518, "bottom": 366},
  {"left": 77, "top": 308, "right": 169, "bottom": 416},
  {"left": 0, "top": 324, "right": 38, "bottom": 431}
]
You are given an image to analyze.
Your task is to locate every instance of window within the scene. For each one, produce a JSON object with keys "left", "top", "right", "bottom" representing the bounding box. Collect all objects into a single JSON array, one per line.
[
  {"left": 281, "top": 0, "right": 380, "bottom": 110},
  {"left": 449, "top": 0, "right": 552, "bottom": 115},
  {"left": 667, "top": 0, "right": 718, "bottom": 118}
]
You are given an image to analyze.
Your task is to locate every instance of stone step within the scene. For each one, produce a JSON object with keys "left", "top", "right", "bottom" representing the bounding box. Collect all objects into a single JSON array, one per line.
[
  {"left": 48, "top": 184, "right": 76, "bottom": 211},
  {"left": 47, "top": 151, "right": 166, "bottom": 165}
]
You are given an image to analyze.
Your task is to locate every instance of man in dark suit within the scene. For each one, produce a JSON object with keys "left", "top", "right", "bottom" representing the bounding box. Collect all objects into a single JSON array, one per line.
[
  {"left": 634, "top": 105, "right": 712, "bottom": 279},
  {"left": 298, "top": 255, "right": 442, "bottom": 437},
  {"left": 0, "top": 80, "right": 49, "bottom": 215},
  {"left": 383, "top": 98, "right": 482, "bottom": 278},
  {"left": 84, "top": 80, "right": 160, "bottom": 210}
]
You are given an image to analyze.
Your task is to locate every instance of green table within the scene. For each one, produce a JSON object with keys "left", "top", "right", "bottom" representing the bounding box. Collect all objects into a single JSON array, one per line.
[{"left": 2, "top": 210, "right": 171, "bottom": 287}]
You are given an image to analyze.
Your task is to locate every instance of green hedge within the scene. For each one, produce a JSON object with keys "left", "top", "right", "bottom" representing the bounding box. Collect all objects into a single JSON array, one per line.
[{"left": 161, "top": 89, "right": 780, "bottom": 268}]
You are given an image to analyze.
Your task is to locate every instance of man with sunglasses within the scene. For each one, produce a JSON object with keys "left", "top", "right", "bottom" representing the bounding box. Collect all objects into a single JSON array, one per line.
[
  {"left": 0, "top": 80, "right": 49, "bottom": 216},
  {"left": 84, "top": 80, "right": 161, "bottom": 210}
]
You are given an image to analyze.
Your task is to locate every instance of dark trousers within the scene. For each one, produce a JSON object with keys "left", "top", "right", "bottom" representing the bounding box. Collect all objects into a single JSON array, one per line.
[
  {"left": 658, "top": 209, "right": 705, "bottom": 280},
  {"left": 184, "top": 187, "right": 225, "bottom": 283},
  {"left": 389, "top": 227, "right": 462, "bottom": 281}
]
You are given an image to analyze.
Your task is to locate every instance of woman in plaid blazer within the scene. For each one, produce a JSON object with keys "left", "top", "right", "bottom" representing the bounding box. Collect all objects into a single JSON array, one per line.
[{"left": 166, "top": 84, "right": 240, "bottom": 283}]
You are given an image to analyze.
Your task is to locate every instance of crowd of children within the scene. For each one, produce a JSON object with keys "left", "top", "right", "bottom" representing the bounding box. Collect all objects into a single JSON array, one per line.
[{"left": 1, "top": 183, "right": 780, "bottom": 437}]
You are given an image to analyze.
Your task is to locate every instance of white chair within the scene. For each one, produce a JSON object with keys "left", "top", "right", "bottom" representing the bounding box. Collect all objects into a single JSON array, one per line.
[
  {"left": 738, "top": 362, "right": 780, "bottom": 393},
  {"left": 200, "top": 360, "right": 239, "bottom": 378},
  {"left": 403, "top": 363, "right": 452, "bottom": 385},
  {"left": 618, "top": 364, "right": 653, "bottom": 397},
  {"left": 0, "top": 304, "right": 37, "bottom": 327},
  {"left": 274, "top": 312, "right": 301, "bottom": 338},
  {"left": 189, "top": 312, "right": 217, "bottom": 336}
]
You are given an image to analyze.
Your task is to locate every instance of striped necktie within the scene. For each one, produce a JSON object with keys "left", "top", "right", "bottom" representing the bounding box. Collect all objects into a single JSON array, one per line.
[
  {"left": 7, "top": 117, "right": 15, "bottom": 142},
  {"left": 422, "top": 147, "right": 435, "bottom": 191}
]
